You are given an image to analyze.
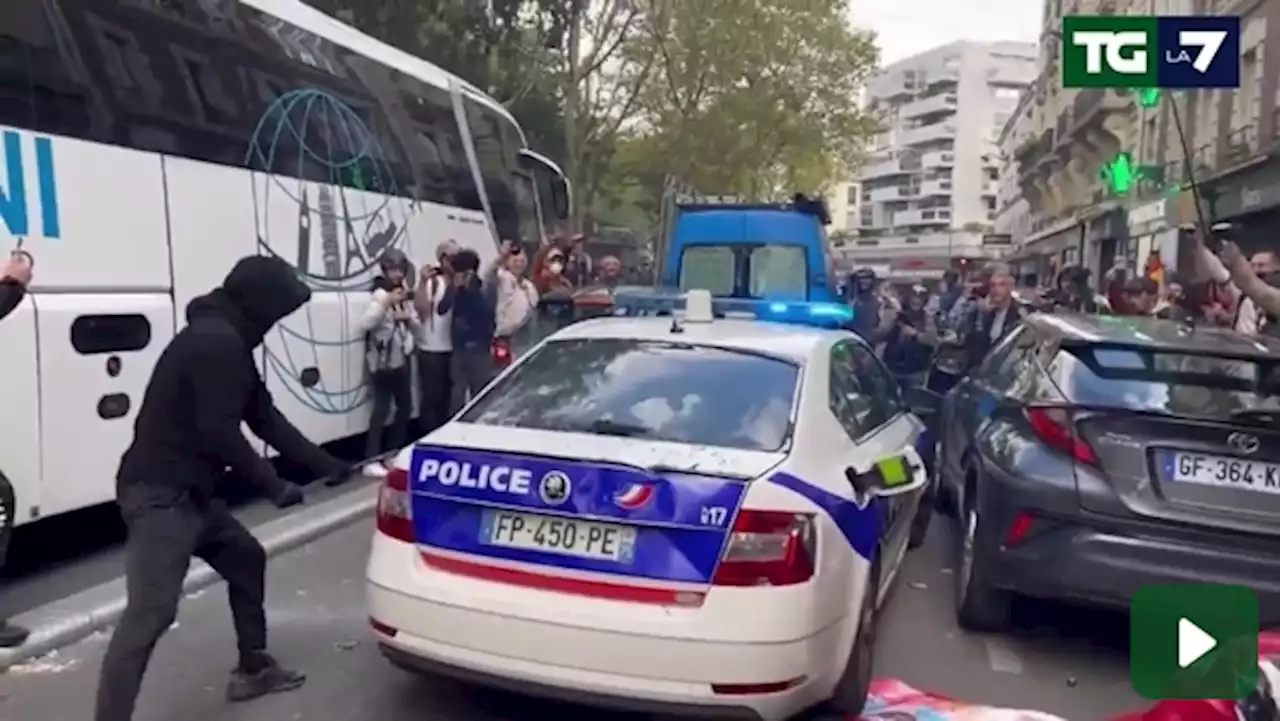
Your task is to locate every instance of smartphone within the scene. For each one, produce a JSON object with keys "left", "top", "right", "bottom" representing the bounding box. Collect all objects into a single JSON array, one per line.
[
  {"left": 1206, "top": 221, "right": 1234, "bottom": 253},
  {"left": 403, "top": 289, "right": 416, "bottom": 302}
]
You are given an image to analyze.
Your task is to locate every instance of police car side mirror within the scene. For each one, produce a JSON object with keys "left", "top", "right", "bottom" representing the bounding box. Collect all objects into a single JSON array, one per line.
[{"left": 844, "top": 448, "right": 926, "bottom": 500}]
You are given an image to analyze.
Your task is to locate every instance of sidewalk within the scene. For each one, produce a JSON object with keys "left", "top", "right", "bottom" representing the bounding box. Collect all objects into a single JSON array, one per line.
[{"left": 0, "top": 480, "right": 377, "bottom": 672}]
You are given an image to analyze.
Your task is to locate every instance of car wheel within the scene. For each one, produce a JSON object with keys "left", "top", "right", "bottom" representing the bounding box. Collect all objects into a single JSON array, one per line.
[
  {"left": 953, "top": 485, "right": 1012, "bottom": 632},
  {"left": 823, "top": 559, "right": 880, "bottom": 717}
]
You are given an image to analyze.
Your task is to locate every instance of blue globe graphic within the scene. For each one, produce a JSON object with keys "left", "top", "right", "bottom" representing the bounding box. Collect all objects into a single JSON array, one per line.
[{"left": 245, "top": 88, "right": 418, "bottom": 415}]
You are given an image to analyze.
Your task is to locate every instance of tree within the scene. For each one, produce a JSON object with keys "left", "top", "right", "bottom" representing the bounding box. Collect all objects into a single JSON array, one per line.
[
  {"left": 625, "top": 0, "right": 881, "bottom": 199},
  {"left": 542, "top": 0, "right": 657, "bottom": 230}
]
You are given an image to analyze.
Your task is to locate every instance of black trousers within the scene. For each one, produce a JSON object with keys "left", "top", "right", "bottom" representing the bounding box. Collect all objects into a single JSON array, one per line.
[
  {"left": 416, "top": 350, "right": 452, "bottom": 434},
  {"left": 0, "top": 476, "right": 13, "bottom": 621},
  {"left": 364, "top": 366, "right": 412, "bottom": 459},
  {"left": 95, "top": 498, "right": 267, "bottom": 721}
]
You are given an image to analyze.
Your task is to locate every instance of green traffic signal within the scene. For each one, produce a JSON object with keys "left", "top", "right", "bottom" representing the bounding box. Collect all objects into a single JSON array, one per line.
[{"left": 1101, "top": 152, "right": 1138, "bottom": 195}]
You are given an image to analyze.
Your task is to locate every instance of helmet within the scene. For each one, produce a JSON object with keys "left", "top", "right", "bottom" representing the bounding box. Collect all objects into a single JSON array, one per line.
[{"left": 854, "top": 266, "right": 877, "bottom": 281}]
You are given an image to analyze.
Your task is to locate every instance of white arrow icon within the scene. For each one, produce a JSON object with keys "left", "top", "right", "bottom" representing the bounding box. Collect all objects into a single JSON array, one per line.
[{"left": 1178, "top": 617, "right": 1217, "bottom": 668}]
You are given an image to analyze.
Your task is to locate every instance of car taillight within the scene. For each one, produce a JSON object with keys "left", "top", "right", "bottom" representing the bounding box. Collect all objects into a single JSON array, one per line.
[
  {"left": 376, "top": 467, "right": 415, "bottom": 542},
  {"left": 492, "top": 339, "right": 512, "bottom": 367},
  {"left": 1025, "top": 406, "right": 1098, "bottom": 465},
  {"left": 712, "top": 510, "right": 815, "bottom": 587}
]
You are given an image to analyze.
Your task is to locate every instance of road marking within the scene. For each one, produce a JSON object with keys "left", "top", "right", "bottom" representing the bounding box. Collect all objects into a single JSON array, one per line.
[{"left": 984, "top": 638, "right": 1025, "bottom": 675}]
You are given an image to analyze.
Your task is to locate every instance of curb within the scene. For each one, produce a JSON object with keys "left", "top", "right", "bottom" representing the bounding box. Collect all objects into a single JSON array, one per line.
[{"left": 0, "top": 482, "right": 378, "bottom": 671}]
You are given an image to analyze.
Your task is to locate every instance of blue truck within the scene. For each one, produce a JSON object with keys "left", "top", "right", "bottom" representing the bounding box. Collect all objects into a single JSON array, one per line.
[{"left": 613, "top": 194, "right": 852, "bottom": 327}]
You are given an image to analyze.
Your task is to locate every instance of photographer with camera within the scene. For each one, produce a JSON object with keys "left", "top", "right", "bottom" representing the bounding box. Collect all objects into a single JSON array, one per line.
[
  {"left": 439, "top": 248, "right": 496, "bottom": 413},
  {"left": 1193, "top": 222, "right": 1278, "bottom": 335},
  {"left": 358, "top": 249, "right": 420, "bottom": 478}
]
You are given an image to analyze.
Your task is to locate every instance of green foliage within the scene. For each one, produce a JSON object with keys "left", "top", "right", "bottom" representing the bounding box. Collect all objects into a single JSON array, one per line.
[{"left": 622, "top": 0, "right": 882, "bottom": 200}]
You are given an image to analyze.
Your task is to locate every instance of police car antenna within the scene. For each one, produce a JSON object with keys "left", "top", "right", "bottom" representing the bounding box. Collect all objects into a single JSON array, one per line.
[{"left": 669, "top": 314, "right": 685, "bottom": 334}]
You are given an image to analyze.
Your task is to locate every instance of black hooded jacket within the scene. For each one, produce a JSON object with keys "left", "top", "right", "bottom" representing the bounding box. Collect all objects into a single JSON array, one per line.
[
  {"left": 0, "top": 279, "right": 24, "bottom": 321},
  {"left": 116, "top": 256, "right": 343, "bottom": 509}
]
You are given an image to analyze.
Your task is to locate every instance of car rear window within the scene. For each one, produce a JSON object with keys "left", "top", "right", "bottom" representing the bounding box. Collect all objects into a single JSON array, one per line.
[
  {"left": 1051, "top": 345, "right": 1280, "bottom": 417},
  {"left": 459, "top": 338, "right": 800, "bottom": 451},
  {"left": 678, "top": 244, "right": 808, "bottom": 299}
]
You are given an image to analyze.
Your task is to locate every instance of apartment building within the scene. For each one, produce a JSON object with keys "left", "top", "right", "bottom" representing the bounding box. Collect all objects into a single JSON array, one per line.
[
  {"left": 994, "top": 92, "right": 1036, "bottom": 248},
  {"left": 826, "top": 181, "right": 861, "bottom": 270},
  {"left": 1011, "top": 0, "right": 1280, "bottom": 282},
  {"left": 850, "top": 40, "right": 1036, "bottom": 281}
]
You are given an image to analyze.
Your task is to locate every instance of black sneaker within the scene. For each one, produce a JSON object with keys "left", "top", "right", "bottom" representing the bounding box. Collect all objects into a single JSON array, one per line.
[
  {"left": 0, "top": 621, "right": 29, "bottom": 648},
  {"left": 226, "top": 657, "right": 306, "bottom": 702}
]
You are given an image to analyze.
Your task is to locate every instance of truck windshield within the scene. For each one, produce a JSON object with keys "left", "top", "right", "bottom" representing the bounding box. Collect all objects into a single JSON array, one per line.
[{"left": 678, "top": 245, "right": 808, "bottom": 299}]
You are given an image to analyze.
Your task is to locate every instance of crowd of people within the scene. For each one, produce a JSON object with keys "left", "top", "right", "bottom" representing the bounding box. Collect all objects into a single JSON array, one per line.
[
  {"left": 841, "top": 224, "right": 1280, "bottom": 393},
  {"left": 353, "top": 233, "right": 624, "bottom": 478}
]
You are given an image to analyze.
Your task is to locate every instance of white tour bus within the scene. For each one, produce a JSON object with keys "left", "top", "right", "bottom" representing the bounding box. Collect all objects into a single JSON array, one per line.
[{"left": 0, "top": 0, "right": 570, "bottom": 531}]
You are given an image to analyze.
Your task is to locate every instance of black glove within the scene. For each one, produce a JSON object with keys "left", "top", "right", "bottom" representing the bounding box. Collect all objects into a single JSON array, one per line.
[{"left": 272, "top": 483, "right": 304, "bottom": 509}]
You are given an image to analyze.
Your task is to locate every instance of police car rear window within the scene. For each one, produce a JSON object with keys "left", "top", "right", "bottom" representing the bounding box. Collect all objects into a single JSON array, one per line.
[{"left": 459, "top": 338, "right": 799, "bottom": 452}]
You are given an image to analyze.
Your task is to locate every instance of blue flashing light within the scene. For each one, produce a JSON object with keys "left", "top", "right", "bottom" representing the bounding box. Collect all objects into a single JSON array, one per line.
[{"left": 612, "top": 292, "right": 854, "bottom": 330}]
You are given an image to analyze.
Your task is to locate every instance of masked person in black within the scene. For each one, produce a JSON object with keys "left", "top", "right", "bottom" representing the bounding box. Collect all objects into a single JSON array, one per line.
[
  {"left": 0, "top": 251, "right": 33, "bottom": 649},
  {"left": 96, "top": 256, "right": 349, "bottom": 721}
]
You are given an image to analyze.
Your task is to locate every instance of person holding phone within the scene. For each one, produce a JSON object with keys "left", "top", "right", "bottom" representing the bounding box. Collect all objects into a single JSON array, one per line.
[
  {"left": 1193, "top": 223, "right": 1278, "bottom": 335},
  {"left": 438, "top": 249, "right": 495, "bottom": 413},
  {"left": 357, "top": 249, "right": 420, "bottom": 477},
  {"left": 0, "top": 250, "right": 33, "bottom": 322}
]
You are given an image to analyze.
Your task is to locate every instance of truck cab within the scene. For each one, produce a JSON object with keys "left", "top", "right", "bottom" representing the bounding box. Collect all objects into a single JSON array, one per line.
[
  {"left": 662, "top": 194, "right": 839, "bottom": 303},
  {"left": 612, "top": 194, "right": 850, "bottom": 328}
]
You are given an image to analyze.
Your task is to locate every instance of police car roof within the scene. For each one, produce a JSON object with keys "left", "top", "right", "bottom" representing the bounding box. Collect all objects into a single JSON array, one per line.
[{"left": 550, "top": 316, "right": 841, "bottom": 364}]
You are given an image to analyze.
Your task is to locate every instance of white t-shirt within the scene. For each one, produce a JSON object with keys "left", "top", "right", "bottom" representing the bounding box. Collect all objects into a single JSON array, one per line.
[{"left": 415, "top": 271, "right": 453, "bottom": 352}]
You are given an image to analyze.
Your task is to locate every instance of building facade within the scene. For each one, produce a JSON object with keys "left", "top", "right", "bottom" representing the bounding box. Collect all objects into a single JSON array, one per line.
[
  {"left": 847, "top": 40, "right": 1036, "bottom": 282},
  {"left": 994, "top": 89, "right": 1037, "bottom": 276},
  {"left": 1008, "top": 0, "right": 1280, "bottom": 286}
]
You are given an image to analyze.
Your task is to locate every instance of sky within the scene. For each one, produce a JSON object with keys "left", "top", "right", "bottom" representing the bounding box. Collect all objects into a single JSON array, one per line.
[{"left": 848, "top": 0, "right": 1044, "bottom": 64}]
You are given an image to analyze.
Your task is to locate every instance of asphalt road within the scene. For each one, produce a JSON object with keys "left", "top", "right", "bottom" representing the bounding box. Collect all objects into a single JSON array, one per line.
[{"left": 0, "top": 511, "right": 1148, "bottom": 721}]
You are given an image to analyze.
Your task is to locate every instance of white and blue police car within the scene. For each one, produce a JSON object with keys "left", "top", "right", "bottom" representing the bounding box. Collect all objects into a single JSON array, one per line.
[{"left": 366, "top": 290, "right": 935, "bottom": 720}]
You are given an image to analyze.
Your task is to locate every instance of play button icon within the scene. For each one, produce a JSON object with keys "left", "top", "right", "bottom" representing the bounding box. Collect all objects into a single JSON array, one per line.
[
  {"left": 1177, "top": 618, "right": 1217, "bottom": 668},
  {"left": 1132, "top": 584, "right": 1258, "bottom": 700}
]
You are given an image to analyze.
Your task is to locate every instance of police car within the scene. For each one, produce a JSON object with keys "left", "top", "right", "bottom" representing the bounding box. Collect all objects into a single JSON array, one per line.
[{"left": 366, "top": 291, "right": 935, "bottom": 720}]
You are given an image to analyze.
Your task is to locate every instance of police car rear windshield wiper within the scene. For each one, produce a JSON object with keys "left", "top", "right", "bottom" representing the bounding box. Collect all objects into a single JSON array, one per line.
[{"left": 568, "top": 419, "right": 658, "bottom": 438}]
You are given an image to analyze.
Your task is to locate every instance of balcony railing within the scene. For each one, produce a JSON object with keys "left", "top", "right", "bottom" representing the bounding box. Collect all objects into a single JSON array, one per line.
[{"left": 1221, "top": 124, "right": 1257, "bottom": 167}]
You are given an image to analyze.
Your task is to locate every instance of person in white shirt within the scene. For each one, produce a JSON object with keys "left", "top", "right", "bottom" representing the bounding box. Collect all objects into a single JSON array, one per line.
[
  {"left": 494, "top": 246, "right": 539, "bottom": 343},
  {"left": 413, "top": 241, "right": 458, "bottom": 433},
  {"left": 1194, "top": 229, "right": 1278, "bottom": 335},
  {"left": 358, "top": 250, "right": 420, "bottom": 477}
]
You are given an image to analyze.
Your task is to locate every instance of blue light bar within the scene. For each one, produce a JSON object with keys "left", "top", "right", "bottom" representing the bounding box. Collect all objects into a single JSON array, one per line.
[{"left": 613, "top": 292, "right": 853, "bottom": 329}]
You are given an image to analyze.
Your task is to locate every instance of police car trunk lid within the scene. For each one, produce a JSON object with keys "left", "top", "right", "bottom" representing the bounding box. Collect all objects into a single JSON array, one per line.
[{"left": 407, "top": 424, "right": 785, "bottom": 591}]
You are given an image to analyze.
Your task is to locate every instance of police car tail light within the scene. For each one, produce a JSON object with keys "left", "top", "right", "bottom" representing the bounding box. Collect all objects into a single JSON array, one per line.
[
  {"left": 1025, "top": 406, "right": 1098, "bottom": 466},
  {"left": 376, "top": 467, "right": 415, "bottom": 542},
  {"left": 712, "top": 510, "right": 815, "bottom": 587}
]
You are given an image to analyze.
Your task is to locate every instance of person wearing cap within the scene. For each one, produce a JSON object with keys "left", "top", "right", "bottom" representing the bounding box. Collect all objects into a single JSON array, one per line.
[
  {"left": 414, "top": 241, "right": 458, "bottom": 434},
  {"left": 439, "top": 248, "right": 496, "bottom": 412},
  {"left": 358, "top": 249, "right": 420, "bottom": 477}
]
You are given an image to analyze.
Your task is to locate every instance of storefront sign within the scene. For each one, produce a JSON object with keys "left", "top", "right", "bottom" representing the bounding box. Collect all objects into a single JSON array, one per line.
[
  {"left": 1128, "top": 199, "right": 1166, "bottom": 231},
  {"left": 1187, "top": 158, "right": 1280, "bottom": 220}
]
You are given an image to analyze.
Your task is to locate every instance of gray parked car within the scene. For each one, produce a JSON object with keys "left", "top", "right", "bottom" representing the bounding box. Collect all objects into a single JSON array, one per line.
[{"left": 937, "top": 313, "right": 1280, "bottom": 631}]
